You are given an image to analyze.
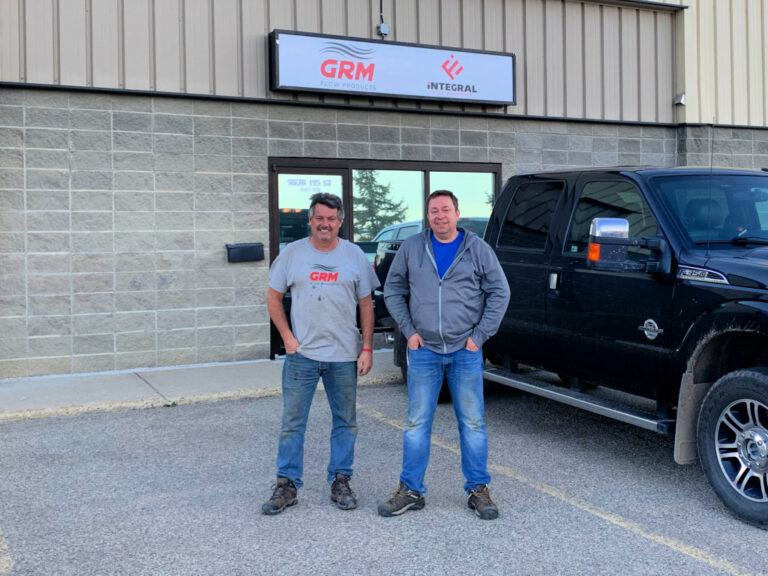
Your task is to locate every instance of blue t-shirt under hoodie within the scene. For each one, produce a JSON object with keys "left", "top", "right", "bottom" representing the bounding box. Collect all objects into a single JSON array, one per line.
[{"left": 431, "top": 230, "right": 464, "bottom": 278}]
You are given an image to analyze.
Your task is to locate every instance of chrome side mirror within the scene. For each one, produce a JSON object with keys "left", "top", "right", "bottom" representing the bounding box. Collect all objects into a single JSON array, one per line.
[{"left": 587, "top": 218, "right": 630, "bottom": 266}]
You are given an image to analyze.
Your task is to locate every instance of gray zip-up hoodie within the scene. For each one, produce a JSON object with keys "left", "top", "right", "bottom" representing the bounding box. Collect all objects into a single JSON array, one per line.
[{"left": 384, "top": 228, "right": 511, "bottom": 354}]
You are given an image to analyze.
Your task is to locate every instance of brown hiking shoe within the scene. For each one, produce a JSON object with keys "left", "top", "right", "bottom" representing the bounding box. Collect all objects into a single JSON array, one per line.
[
  {"left": 262, "top": 477, "right": 297, "bottom": 515},
  {"left": 377, "top": 482, "right": 425, "bottom": 517},
  {"left": 330, "top": 473, "right": 357, "bottom": 510},
  {"left": 467, "top": 484, "right": 498, "bottom": 520}
]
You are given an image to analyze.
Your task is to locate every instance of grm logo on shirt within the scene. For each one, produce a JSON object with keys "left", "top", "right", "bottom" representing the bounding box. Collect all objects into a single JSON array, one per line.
[{"left": 309, "top": 264, "right": 339, "bottom": 282}]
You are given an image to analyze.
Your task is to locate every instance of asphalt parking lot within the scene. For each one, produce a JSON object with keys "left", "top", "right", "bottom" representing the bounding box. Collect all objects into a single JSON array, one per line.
[{"left": 0, "top": 379, "right": 766, "bottom": 576}]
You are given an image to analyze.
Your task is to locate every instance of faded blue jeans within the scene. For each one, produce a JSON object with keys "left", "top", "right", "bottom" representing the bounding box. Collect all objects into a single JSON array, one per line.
[
  {"left": 275, "top": 353, "right": 358, "bottom": 488},
  {"left": 400, "top": 346, "right": 490, "bottom": 495}
]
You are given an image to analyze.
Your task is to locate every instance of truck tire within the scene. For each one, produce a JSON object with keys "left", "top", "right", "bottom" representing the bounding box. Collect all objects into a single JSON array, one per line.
[{"left": 697, "top": 368, "right": 768, "bottom": 528}]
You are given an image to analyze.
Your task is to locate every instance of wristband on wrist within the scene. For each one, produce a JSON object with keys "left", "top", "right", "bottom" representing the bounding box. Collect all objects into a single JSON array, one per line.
[{"left": 362, "top": 348, "right": 373, "bottom": 353}]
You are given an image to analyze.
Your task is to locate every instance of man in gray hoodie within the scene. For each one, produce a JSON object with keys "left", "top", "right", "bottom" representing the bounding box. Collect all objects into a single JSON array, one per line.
[{"left": 378, "top": 190, "right": 510, "bottom": 520}]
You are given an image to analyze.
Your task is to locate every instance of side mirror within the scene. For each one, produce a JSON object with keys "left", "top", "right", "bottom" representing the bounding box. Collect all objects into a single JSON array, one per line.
[
  {"left": 587, "top": 218, "right": 671, "bottom": 274},
  {"left": 587, "top": 218, "right": 631, "bottom": 267}
]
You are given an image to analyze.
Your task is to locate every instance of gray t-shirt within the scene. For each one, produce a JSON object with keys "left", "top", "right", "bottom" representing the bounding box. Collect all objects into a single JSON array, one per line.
[{"left": 269, "top": 237, "right": 380, "bottom": 362}]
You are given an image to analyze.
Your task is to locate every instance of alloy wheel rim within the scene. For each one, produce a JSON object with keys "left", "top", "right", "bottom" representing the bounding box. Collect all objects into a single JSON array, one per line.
[{"left": 715, "top": 398, "right": 768, "bottom": 502}]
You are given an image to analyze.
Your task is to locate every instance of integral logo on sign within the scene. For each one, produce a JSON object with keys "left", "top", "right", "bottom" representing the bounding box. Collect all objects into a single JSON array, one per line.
[
  {"left": 442, "top": 54, "right": 464, "bottom": 79},
  {"left": 309, "top": 264, "right": 339, "bottom": 283},
  {"left": 427, "top": 53, "right": 478, "bottom": 95},
  {"left": 319, "top": 42, "right": 376, "bottom": 90}
]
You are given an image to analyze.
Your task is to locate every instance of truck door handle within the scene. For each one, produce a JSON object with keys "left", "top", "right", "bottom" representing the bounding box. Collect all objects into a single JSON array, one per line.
[{"left": 548, "top": 272, "right": 560, "bottom": 291}]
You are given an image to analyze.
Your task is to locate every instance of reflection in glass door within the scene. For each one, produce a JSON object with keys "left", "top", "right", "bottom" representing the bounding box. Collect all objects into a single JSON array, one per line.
[
  {"left": 430, "top": 171, "right": 496, "bottom": 236},
  {"left": 352, "top": 169, "right": 425, "bottom": 241},
  {"left": 277, "top": 173, "right": 344, "bottom": 251}
]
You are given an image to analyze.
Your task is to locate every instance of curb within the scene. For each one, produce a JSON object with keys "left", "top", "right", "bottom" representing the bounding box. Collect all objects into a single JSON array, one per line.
[{"left": 0, "top": 371, "right": 403, "bottom": 424}]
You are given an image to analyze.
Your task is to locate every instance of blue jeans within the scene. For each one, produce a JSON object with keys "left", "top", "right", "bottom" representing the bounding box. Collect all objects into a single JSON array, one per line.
[
  {"left": 275, "top": 353, "right": 358, "bottom": 488},
  {"left": 400, "top": 346, "right": 490, "bottom": 495}
]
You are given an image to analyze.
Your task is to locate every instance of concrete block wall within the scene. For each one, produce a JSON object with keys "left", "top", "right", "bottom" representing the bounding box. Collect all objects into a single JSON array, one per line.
[
  {"left": 677, "top": 125, "right": 768, "bottom": 169},
  {"left": 3, "top": 86, "right": 764, "bottom": 379},
  {"left": 0, "top": 88, "right": 271, "bottom": 378},
  {"left": 499, "top": 120, "right": 677, "bottom": 180}
]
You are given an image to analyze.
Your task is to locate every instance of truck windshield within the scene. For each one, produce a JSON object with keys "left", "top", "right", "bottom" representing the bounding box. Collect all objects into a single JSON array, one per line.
[{"left": 651, "top": 174, "right": 768, "bottom": 246}]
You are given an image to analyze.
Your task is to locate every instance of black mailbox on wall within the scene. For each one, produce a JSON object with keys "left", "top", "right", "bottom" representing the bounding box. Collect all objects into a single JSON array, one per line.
[{"left": 226, "top": 243, "right": 264, "bottom": 263}]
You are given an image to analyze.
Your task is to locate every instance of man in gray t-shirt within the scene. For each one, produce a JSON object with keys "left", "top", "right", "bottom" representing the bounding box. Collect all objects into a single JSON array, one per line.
[{"left": 262, "top": 193, "right": 379, "bottom": 515}]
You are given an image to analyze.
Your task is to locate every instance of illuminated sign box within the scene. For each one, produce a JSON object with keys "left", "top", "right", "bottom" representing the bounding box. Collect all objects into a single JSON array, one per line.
[{"left": 269, "top": 30, "right": 516, "bottom": 106}]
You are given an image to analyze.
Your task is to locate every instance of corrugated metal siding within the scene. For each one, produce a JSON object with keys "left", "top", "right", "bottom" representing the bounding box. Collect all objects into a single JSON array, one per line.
[
  {"left": 184, "top": 0, "right": 210, "bottom": 94},
  {"left": 155, "top": 0, "right": 183, "bottom": 93},
  {"left": 124, "top": 0, "right": 151, "bottom": 91},
  {"left": 621, "top": 6, "right": 639, "bottom": 120},
  {"left": 59, "top": 0, "right": 88, "bottom": 86},
  {"left": 564, "top": 1, "right": 584, "bottom": 118},
  {"left": 92, "top": 0, "right": 120, "bottom": 88},
  {"left": 584, "top": 3, "right": 602, "bottom": 119},
  {"left": 0, "top": 0, "right": 21, "bottom": 81},
  {"left": 674, "top": 0, "right": 768, "bottom": 126},
  {"left": 25, "top": 0, "right": 55, "bottom": 84},
  {"left": 10, "top": 0, "right": 760, "bottom": 126},
  {"left": 747, "top": 0, "right": 766, "bottom": 126}
]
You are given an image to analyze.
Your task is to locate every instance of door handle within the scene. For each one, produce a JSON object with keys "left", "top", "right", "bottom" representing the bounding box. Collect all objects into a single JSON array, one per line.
[{"left": 548, "top": 272, "right": 560, "bottom": 291}]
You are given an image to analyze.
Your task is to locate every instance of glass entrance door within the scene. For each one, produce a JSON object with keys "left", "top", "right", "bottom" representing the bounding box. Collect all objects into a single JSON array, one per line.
[
  {"left": 268, "top": 159, "right": 501, "bottom": 357},
  {"left": 270, "top": 169, "right": 347, "bottom": 357}
]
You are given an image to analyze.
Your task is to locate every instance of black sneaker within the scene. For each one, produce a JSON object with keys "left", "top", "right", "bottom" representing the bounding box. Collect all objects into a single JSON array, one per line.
[
  {"left": 467, "top": 484, "right": 498, "bottom": 520},
  {"left": 262, "top": 477, "right": 298, "bottom": 515},
  {"left": 330, "top": 473, "right": 357, "bottom": 510},
  {"left": 377, "top": 482, "right": 425, "bottom": 517}
]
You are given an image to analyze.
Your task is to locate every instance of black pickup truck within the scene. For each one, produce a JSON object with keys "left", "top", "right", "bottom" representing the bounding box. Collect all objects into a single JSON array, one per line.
[{"left": 380, "top": 167, "right": 768, "bottom": 527}]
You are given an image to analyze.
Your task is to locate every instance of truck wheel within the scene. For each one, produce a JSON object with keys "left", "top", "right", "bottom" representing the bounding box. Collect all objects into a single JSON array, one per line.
[{"left": 697, "top": 368, "right": 768, "bottom": 528}]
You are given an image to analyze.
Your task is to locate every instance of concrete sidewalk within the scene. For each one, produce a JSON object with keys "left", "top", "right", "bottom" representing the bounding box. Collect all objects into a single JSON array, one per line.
[{"left": 0, "top": 350, "right": 402, "bottom": 423}]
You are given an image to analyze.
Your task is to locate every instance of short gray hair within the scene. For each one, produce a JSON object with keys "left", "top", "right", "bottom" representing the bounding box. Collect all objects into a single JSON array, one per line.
[{"left": 309, "top": 192, "right": 344, "bottom": 221}]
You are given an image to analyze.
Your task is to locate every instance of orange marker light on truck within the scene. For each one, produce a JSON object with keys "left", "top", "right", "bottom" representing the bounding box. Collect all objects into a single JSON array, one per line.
[{"left": 588, "top": 242, "right": 600, "bottom": 261}]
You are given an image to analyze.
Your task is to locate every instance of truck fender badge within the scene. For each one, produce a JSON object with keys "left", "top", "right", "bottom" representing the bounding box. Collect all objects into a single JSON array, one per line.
[
  {"left": 638, "top": 319, "right": 664, "bottom": 340},
  {"left": 677, "top": 266, "right": 729, "bottom": 285}
]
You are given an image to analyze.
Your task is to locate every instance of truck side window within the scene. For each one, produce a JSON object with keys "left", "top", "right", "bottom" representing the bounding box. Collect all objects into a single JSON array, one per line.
[
  {"left": 566, "top": 181, "right": 659, "bottom": 258},
  {"left": 497, "top": 181, "right": 563, "bottom": 250},
  {"left": 395, "top": 225, "right": 419, "bottom": 240},
  {"left": 374, "top": 229, "right": 396, "bottom": 242}
]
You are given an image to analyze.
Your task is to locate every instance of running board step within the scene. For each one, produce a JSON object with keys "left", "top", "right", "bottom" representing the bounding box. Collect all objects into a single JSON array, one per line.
[{"left": 483, "top": 367, "right": 675, "bottom": 435}]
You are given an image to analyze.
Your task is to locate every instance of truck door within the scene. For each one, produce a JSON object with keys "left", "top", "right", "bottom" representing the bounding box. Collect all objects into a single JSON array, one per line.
[
  {"left": 546, "top": 177, "right": 675, "bottom": 396},
  {"left": 489, "top": 179, "right": 564, "bottom": 367}
]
